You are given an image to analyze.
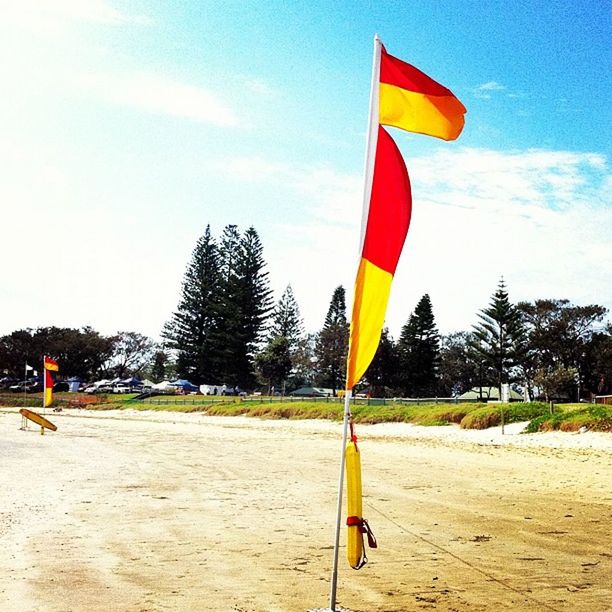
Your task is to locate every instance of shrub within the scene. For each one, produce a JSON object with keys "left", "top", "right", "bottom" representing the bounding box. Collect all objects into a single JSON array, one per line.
[
  {"left": 526, "top": 405, "right": 612, "bottom": 433},
  {"left": 461, "top": 402, "right": 549, "bottom": 430}
]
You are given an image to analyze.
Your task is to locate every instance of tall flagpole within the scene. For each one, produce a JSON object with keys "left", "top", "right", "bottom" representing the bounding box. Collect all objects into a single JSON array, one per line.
[
  {"left": 328, "top": 33, "right": 382, "bottom": 612},
  {"left": 42, "top": 355, "right": 46, "bottom": 414},
  {"left": 24, "top": 362, "right": 27, "bottom": 408}
]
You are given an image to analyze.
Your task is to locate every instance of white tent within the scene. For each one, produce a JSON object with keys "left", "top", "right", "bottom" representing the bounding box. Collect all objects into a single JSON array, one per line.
[
  {"left": 152, "top": 380, "right": 173, "bottom": 390},
  {"left": 200, "top": 384, "right": 224, "bottom": 396}
]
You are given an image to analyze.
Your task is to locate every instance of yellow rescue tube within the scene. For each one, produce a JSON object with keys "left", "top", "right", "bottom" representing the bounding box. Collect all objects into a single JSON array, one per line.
[{"left": 345, "top": 439, "right": 363, "bottom": 569}]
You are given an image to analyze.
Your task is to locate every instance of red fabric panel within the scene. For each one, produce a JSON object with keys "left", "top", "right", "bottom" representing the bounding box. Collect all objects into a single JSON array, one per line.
[
  {"left": 380, "top": 46, "right": 456, "bottom": 98},
  {"left": 361, "top": 126, "right": 412, "bottom": 275},
  {"left": 45, "top": 369, "right": 54, "bottom": 388},
  {"left": 44, "top": 356, "right": 59, "bottom": 371}
]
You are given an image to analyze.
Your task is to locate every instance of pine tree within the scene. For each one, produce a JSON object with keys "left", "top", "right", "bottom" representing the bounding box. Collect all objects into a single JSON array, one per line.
[
  {"left": 162, "top": 225, "right": 221, "bottom": 382},
  {"left": 469, "top": 278, "right": 527, "bottom": 394},
  {"left": 210, "top": 224, "right": 242, "bottom": 384},
  {"left": 214, "top": 225, "right": 273, "bottom": 389},
  {"left": 268, "top": 285, "right": 304, "bottom": 349},
  {"left": 397, "top": 294, "right": 440, "bottom": 397},
  {"left": 257, "top": 284, "right": 305, "bottom": 392},
  {"left": 150, "top": 350, "right": 169, "bottom": 383},
  {"left": 236, "top": 227, "right": 273, "bottom": 349},
  {"left": 315, "top": 286, "right": 348, "bottom": 395}
]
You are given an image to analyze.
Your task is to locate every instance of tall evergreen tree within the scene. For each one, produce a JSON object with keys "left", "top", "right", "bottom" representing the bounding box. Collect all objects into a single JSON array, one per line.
[
  {"left": 214, "top": 225, "right": 273, "bottom": 389},
  {"left": 267, "top": 285, "right": 304, "bottom": 349},
  {"left": 315, "top": 286, "right": 348, "bottom": 395},
  {"left": 162, "top": 225, "right": 221, "bottom": 382},
  {"left": 149, "top": 349, "right": 169, "bottom": 383},
  {"left": 257, "top": 284, "right": 305, "bottom": 392},
  {"left": 397, "top": 294, "right": 440, "bottom": 397},
  {"left": 210, "top": 224, "right": 243, "bottom": 383},
  {"left": 469, "top": 279, "right": 527, "bottom": 394},
  {"left": 236, "top": 227, "right": 274, "bottom": 349}
]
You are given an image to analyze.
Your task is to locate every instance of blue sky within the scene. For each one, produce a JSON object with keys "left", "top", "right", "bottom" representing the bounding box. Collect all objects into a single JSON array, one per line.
[{"left": 1, "top": 0, "right": 610, "bottom": 341}]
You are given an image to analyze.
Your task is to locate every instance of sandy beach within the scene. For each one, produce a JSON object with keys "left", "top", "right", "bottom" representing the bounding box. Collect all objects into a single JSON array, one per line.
[{"left": 1, "top": 407, "right": 610, "bottom": 612}]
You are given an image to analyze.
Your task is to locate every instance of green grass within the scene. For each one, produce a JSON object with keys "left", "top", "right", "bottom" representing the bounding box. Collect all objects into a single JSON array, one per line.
[
  {"left": 4, "top": 391, "right": 609, "bottom": 432},
  {"left": 459, "top": 402, "right": 551, "bottom": 429},
  {"left": 525, "top": 404, "right": 612, "bottom": 433},
  {"left": 128, "top": 399, "right": 486, "bottom": 426}
]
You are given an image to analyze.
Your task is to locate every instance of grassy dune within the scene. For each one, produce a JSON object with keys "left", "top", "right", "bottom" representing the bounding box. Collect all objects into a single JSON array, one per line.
[
  {"left": 2, "top": 392, "right": 609, "bottom": 432},
  {"left": 525, "top": 404, "right": 612, "bottom": 433}
]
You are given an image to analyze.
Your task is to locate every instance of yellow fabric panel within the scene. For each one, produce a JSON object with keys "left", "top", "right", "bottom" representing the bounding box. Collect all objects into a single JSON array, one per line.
[
  {"left": 44, "top": 388, "right": 53, "bottom": 408},
  {"left": 346, "top": 258, "right": 393, "bottom": 390},
  {"left": 379, "top": 82, "right": 465, "bottom": 141}
]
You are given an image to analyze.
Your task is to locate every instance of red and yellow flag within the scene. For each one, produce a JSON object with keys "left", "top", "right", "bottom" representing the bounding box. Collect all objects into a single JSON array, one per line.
[
  {"left": 379, "top": 46, "right": 466, "bottom": 141},
  {"left": 44, "top": 356, "right": 59, "bottom": 407},
  {"left": 44, "top": 356, "right": 59, "bottom": 371},
  {"left": 346, "top": 126, "right": 411, "bottom": 389},
  {"left": 346, "top": 40, "right": 465, "bottom": 391}
]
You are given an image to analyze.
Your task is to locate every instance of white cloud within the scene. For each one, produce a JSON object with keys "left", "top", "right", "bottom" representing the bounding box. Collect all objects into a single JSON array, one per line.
[
  {"left": 474, "top": 81, "right": 506, "bottom": 99},
  {"left": 477, "top": 81, "right": 506, "bottom": 91},
  {"left": 473, "top": 81, "right": 529, "bottom": 102},
  {"left": 79, "top": 71, "right": 240, "bottom": 127},
  {"left": 0, "top": 110, "right": 609, "bottom": 340},
  {"left": 220, "top": 147, "right": 612, "bottom": 337},
  {"left": 1, "top": 0, "right": 150, "bottom": 31}
]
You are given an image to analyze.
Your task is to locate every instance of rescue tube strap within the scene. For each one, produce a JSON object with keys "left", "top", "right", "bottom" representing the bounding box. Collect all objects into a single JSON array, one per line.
[
  {"left": 349, "top": 417, "right": 358, "bottom": 445},
  {"left": 346, "top": 516, "right": 378, "bottom": 569},
  {"left": 362, "top": 518, "right": 378, "bottom": 549},
  {"left": 346, "top": 516, "right": 377, "bottom": 547}
]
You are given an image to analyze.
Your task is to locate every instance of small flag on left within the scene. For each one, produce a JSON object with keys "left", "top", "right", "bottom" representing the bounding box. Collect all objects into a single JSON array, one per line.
[
  {"left": 43, "top": 356, "right": 59, "bottom": 407},
  {"left": 25, "top": 364, "right": 33, "bottom": 371},
  {"left": 44, "top": 357, "right": 59, "bottom": 372}
]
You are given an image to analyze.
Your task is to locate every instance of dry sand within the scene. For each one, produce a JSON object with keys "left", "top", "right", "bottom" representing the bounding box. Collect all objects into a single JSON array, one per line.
[{"left": 1, "top": 407, "right": 610, "bottom": 611}]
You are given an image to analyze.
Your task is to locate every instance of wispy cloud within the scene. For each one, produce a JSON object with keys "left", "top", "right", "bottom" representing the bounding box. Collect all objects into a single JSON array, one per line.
[
  {"left": 225, "top": 156, "right": 360, "bottom": 225},
  {"left": 79, "top": 71, "right": 241, "bottom": 127},
  {"left": 474, "top": 81, "right": 506, "bottom": 99},
  {"left": 473, "top": 80, "right": 529, "bottom": 102},
  {"left": 220, "top": 147, "right": 611, "bottom": 333},
  {"left": 3, "top": 0, "right": 151, "bottom": 30},
  {"left": 477, "top": 81, "right": 506, "bottom": 92}
]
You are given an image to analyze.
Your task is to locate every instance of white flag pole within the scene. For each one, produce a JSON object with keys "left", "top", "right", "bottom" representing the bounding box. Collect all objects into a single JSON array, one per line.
[
  {"left": 42, "top": 356, "right": 45, "bottom": 414},
  {"left": 328, "top": 34, "right": 382, "bottom": 612}
]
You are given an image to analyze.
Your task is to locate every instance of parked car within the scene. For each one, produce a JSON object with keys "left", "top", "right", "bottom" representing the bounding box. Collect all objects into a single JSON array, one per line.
[
  {"left": 112, "top": 383, "right": 132, "bottom": 394},
  {"left": 222, "top": 386, "right": 247, "bottom": 397},
  {"left": 0, "top": 377, "right": 18, "bottom": 390},
  {"left": 9, "top": 381, "right": 43, "bottom": 393}
]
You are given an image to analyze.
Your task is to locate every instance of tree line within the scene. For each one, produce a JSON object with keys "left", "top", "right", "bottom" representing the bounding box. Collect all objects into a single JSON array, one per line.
[
  {"left": 0, "top": 328, "right": 162, "bottom": 382},
  {"left": 1, "top": 225, "right": 611, "bottom": 400}
]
